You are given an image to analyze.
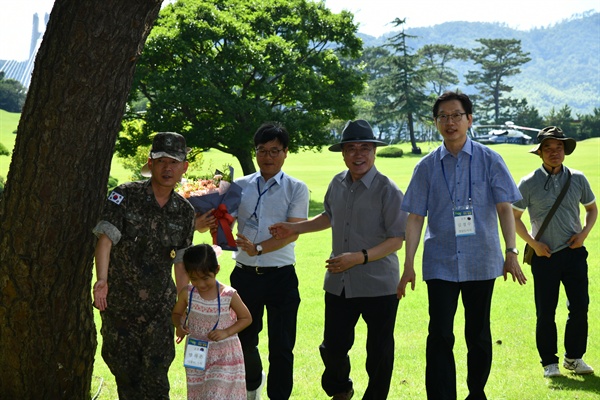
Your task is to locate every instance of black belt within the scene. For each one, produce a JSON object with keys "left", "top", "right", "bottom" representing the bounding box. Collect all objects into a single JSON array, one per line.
[{"left": 235, "top": 262, "right": 293, "bottom": 275}]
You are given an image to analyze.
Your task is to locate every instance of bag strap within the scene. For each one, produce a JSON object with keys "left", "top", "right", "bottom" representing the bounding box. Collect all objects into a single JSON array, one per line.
[{"left": 534, "top": 169, "right": 571, "bottom": 241}]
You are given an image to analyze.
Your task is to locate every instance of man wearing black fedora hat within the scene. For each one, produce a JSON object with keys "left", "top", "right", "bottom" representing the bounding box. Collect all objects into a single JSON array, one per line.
[
  {"left": 270, "top": 119, "right": 407, "bottom": 400},
  {"left": 513, "top": 126, "right": 597, "bottom": 378},
  {"left": 92, "top": 132, "right": 196, "bottom": 398}
]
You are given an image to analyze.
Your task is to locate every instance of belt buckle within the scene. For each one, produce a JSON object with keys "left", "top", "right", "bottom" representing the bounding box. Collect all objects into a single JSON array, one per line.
[{"left": 255, "top": 266, "right": 264, "bottom": 275}]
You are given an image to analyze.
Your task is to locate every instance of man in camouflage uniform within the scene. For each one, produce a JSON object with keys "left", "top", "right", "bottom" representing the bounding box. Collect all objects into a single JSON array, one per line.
[{"left": 92, "top": 132, "right": 195, "bottom": 399}]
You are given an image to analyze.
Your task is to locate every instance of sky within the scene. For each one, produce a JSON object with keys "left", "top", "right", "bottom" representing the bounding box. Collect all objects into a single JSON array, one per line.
[{"left": 0, "top": 0, "right": 598, "bottom": 60}]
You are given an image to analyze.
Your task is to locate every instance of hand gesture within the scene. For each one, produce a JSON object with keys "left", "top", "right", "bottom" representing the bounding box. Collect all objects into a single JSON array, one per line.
[
  {"left": 235, "top": 233, "right": 258, "bottom": 256},
  {"left": 195, "top": 209, "right": 216, "bottom": 233},
  {"left": 207, "top": 329, "right": 230, "bottom": 342},
  {"left": 503, "top": 254, "right": 527, "bottom": 285},
  {"left": 175, "top": 324, "right": 190, "bottom": 344},
  {"left": 269, "top": 222, "right": 296, "bottom": 240},
  {"left": 532, "top": 240, "right": 551, "bottom": 258},
  {"left": 397, "top": 267, "right": 416, "bottom": 299},
  {"left": 93, "top": 279, "right": 108, "bottom": 311},
  {"left": 325, "top": 252, "right": 361, "bottom": 273}
]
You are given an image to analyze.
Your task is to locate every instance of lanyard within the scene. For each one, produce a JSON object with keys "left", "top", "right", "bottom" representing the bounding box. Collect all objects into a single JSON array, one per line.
[
  {"left": 441, "top": 141, "right": 473, "bottom": 208},
  {"left": 251, "top": 172, "right": 283, "bottom": 219},
  {"left": 184, "top": 281, "right": 221, "bottom": 332}
]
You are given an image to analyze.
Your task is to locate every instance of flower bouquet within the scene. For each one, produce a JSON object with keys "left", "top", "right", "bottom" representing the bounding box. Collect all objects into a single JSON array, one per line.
[{"left": 178, "top": 166, "right": 242, "bottom": 250}]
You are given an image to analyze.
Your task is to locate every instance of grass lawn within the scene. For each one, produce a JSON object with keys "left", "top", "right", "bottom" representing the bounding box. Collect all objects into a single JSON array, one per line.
[{"left": 1, "top": 110, "right": 599, "bottom": 399}]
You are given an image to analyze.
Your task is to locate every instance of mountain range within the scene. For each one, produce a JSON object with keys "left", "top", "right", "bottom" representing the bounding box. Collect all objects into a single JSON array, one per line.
[{"left": 358, "top": 11, "right": 599, "bottom": 116}]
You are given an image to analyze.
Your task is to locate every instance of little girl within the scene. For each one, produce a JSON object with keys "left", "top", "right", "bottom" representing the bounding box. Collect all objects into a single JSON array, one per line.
[{"left": 172, "top": 244, "right": 252, "bottom": 400}]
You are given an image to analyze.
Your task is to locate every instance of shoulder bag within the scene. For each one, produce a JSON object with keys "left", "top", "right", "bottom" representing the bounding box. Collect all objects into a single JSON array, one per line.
[{"left": 523, "top": 169, "right": 571, "bottom": 264}]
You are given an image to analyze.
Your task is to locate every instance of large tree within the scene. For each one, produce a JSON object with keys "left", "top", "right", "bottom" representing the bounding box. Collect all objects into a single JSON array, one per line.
[
  {"left": 0, "top": 72, "right": 27, "bottom": 113},
  {"left": 0, "top": 0, "right": 162, "bottom": 397},
  {"left": 418, "top": 44, "right": 469, "bottom": 96},
  {"left": 381, "top": 18, "right": 430, "bottom": 154},
  {"left": 122, "top": 0, "right": 365, "bottom": 175},
  {"left": 466, "top": 38, "right": 531, "bottom": 123}
]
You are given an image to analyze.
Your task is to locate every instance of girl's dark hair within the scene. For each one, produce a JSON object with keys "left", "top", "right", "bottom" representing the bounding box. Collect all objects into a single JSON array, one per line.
[
  {"left": 433, "top": 91, "right": 473, "bottom": 117},
  {"left": 254, "top": 122, "right": 290, "bottom": 148},
  {"left": 183, "top": 244, "right": 219, "bottom": 275}
]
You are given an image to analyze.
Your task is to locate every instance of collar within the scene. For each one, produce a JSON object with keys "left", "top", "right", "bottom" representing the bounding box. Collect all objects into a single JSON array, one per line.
[
  {"left": 441, "top": 137, "right": 473, "bottom": 159},
  {"left": 251, "top": 170, "right": 284, "bottom": 185},
  {"left": 539, "top": 164, "right": 565, "bottom": 176},
  {"left": 343, "top": 165, "right": 378, "bottom": 189}
]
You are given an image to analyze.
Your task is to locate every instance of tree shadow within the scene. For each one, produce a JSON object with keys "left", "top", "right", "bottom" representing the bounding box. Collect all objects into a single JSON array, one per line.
[
  {"left": 309, "top": 198, "right": 323, "bottom": 218},
  {"left": 546, "top": 373, "right": 600, "bottom": 395}
]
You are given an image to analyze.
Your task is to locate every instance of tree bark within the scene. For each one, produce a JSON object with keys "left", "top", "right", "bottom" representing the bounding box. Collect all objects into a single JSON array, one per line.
[{"left": 0, "top": 0, "right": 162, "bottom": 397}]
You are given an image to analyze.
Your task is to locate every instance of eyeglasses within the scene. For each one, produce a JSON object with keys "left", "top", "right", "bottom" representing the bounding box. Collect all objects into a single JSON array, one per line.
[
  {"left": 435, "top": 112, "right": 467, "bottom": 124},
  {"left": 343, "top": 144, "right": 374, "bottom": 156},
  {"left": 256, "top": 147, "right": 284, "bottom": 157}
]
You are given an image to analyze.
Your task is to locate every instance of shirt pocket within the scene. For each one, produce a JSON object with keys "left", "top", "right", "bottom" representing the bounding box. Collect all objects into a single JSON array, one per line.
[
  {"left": 123, "top": 211, "right": 144, "bottom": 239},
  {"left": 470, "top": 178, "right": 494, "bottom": 207}
]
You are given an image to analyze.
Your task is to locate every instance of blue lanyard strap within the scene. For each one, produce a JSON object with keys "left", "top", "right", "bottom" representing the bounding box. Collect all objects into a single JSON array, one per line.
[
  {"left": 184, "top": 281, "right": 221, "bottom": 331},
  {"left": 441, "top": 141, "right": 473, "bottom": 207},
  {"left": 251, "top": 172, "right": 283, "bottom": 219}
]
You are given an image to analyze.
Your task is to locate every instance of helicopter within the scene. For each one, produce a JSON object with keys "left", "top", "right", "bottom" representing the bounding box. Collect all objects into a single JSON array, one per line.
[{"left": 470, "top": 121, "right": 540, "bottom": 145}]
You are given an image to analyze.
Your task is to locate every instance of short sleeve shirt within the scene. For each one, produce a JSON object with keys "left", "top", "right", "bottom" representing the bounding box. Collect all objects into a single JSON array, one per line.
[
  {"left": 233, "top": 171, "right": 309, "bottom": 267},
  {"left": 402, "top": 138, "right": 521, "bottom": 282},
  {"left": 513, "top": 165, "right": 596, "bottom": 252},
  {"left": 93, "top": 180, "right": 195, "bottom": 316},
  {"left": 324, "top": 166, "right": 407, "bottom": 298}
]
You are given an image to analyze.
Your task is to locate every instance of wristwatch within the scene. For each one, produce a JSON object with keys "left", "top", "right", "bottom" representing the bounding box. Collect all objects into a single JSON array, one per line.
[
  {"left": 505, "top": 247, "right": 519, "bottom": 255},
  {"left": 255, "top": 243, "right": 263, "bottom": 256}
]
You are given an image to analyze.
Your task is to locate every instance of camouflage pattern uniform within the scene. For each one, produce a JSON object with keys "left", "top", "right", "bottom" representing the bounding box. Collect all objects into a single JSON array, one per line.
[{"left": 93, "top": 179, "right": 195, "bottom": 399}]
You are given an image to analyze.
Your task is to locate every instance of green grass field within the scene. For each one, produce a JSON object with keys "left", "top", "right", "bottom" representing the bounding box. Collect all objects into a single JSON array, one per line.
[{"left": 1, "top": 109, "right": 599, "bottom": 399}]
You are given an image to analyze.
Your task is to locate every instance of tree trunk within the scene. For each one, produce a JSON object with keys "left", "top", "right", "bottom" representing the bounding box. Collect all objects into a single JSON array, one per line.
[
  {"left": 235, "top": 149, "right": 257, "bottom": 176},
  {"left": 407, "top": 112, "right": 421, "bottom": 154},
  {"left": 0, "top": 0, "right": 162, "bottom": 398}
]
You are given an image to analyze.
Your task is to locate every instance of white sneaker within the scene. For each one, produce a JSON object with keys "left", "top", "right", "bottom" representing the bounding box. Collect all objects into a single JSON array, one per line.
[
  {"left": 563, "top": 358, "right": 594, "bottom": 375},
  {"left": 247, "top": 371, "right": 267, "bottom": 400},
  {"left": 543, "top": 363, "right": 563, "bottom": 378}
]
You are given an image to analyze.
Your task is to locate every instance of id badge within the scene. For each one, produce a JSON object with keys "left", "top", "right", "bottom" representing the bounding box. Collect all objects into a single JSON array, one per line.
[
  {"left": 184, "top": 338, "right": 209, "bottom": 370},
  {"left": 453, "top": 206, "right": 476, "bottom": 237},
  {"left": 241, "top": 217, "right": 259, "bottom": 243}
]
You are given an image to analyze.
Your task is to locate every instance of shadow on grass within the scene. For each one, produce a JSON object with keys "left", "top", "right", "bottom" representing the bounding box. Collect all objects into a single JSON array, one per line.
[
  {"left": 546, "top": 373, "right": 600, "bottom": 394},
  {"left": 309, "top": 198, "right": 324, "bottom": 218}
]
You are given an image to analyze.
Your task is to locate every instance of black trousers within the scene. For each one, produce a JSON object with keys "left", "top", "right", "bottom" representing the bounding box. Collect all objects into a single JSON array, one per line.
[
  {"left": 230, "top": 265, "right": 300, "bottom": 400},
  {"left": 320, "top": 291, "right": 399, "bottom": 400},
  {"left": 425, "top": 279, "right": 495, "bottom": 400},
  {"left": 531, "top": 246, "right": 589, "bottom": 366}
]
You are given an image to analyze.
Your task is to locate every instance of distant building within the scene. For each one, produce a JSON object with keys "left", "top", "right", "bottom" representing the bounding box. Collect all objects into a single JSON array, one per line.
[{"left": 0, "top": 12, "right": 48, "bottom": 89}]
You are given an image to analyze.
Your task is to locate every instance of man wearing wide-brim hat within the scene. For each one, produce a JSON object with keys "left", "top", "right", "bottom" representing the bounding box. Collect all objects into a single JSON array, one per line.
[
  {"left": 513, "top": 126, "right": 598, "bottom": 378},
  {"left": 270, "top": 119, "right": 407, "bottom": 399}
]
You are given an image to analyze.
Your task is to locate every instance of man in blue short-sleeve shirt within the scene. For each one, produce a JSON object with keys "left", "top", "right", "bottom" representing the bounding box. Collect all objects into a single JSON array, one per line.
[
  {"left": 397, "top": 92, "right": 527, "bottom": 400},
  {"left": 230, "top": 122, "right": 309, "bottom": 400}
]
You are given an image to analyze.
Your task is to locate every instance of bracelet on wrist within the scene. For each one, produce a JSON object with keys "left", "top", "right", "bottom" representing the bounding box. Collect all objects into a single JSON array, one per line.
[{"left": 362, "top": 249, "right": 368, "bottom": 264}]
